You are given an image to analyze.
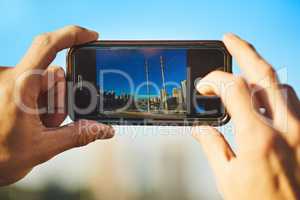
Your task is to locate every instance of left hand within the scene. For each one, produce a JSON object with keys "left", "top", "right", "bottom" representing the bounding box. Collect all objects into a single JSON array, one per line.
[{"left": 0, "top": 25, "right": 115, "bottom": 186}]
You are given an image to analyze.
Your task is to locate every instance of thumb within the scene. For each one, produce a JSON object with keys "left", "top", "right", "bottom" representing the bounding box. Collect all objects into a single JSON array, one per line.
[{"left": 35, "top": 120, "right": 115, "bottom": 164}]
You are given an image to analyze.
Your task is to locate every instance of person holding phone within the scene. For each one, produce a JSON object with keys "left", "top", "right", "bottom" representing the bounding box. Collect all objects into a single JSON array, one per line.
[{"left": 0, "top": 25, "right": 299, "bottom": 199}]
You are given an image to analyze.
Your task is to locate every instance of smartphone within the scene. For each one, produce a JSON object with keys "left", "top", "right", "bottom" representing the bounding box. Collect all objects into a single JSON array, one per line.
[{"left": 67, "top": 41, "right": 231, "bottom": 126}]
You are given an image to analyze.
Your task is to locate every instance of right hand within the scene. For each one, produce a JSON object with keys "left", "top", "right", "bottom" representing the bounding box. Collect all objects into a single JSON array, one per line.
[{"left": 192, "top": 33, "right": 300, "bottom": 200}]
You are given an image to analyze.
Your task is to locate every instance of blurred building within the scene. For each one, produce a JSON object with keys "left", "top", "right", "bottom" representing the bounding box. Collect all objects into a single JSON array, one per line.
[
  {"left": 86, "top": 131, "right": 194, "bottom": 200},
  {"left": 160, "top": 89, "right": 168, "bottom": 111},
  {"left": 172, "top": 87, "right": 184, "bottom": 111},
  {"left": 172, "top": 88, "right": 179, "bottom": 99},
  {"left": 155, "top": 142, "right": 189, "bottom": 200},
  {"left": 181, "top": 80, "right": 187, "bottom": 105},
  {"left": 88, "top": 141, "right": 134, "bottom": 200}
]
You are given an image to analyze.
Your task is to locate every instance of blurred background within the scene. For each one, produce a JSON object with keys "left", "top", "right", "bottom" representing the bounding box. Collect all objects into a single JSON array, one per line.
[{"left": 0, "top": 0, "right": 299, "bottom": 199}]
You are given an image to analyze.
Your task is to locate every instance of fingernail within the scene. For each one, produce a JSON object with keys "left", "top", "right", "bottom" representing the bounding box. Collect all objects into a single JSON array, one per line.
[{"left": 194, "top": 77, "right": 202, "bottom": 89}]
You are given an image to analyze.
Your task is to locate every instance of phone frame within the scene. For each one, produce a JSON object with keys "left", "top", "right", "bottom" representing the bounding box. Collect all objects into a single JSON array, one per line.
[{"left": 67, "top": 40, "right": 232, "bottom": 126}]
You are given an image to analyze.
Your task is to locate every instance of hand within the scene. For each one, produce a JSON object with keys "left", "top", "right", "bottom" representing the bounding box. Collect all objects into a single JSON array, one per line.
[
  {"left": 0, "top": 25, "right": 115, "bottom": 186},
  {"left": 192, "top": 34, "right": 300, "bottom": 200}
]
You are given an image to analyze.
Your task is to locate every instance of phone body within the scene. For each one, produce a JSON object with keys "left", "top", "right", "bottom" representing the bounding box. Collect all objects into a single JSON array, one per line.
[{"left": 67, "top": 41, "right": 232, "bottom": 126}]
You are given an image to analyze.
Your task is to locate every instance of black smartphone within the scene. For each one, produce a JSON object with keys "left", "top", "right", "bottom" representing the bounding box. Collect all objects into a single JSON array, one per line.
[{"left": 67, "top": 41, "right": 231, "bottom": 126}]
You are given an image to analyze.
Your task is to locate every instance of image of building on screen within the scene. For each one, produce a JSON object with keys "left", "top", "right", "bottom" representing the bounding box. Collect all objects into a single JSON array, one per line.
[{"left": 96, "top": 49, "right": 187, "bottom": 119}]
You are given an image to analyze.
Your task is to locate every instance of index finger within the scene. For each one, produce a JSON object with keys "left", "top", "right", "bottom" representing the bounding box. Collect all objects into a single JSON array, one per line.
[
  {"left": 18, "top": 25, "right": 99, "bottom": 70},
  {"left": 222, "top": 33, "right": 279, "bottom": 87},
  {"left": 222, "top": 34, "right": 293, "bottom": 132}
]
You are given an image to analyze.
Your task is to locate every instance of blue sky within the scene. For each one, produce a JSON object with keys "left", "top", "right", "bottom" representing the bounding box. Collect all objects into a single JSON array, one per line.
[
  {"left": 96, "top": 48, "right": 186, "bottom": 96},
  {"left": 0, "top": 0, "right": 299, "bottom": 94}
]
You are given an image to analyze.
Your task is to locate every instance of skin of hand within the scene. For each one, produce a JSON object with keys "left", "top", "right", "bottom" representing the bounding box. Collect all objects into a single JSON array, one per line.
[
  {"left": 192, "top": 33, "right": 300, "bottom": 200},
  {"left": 0, "top": 25, "right": 115, "bottom": 186}
]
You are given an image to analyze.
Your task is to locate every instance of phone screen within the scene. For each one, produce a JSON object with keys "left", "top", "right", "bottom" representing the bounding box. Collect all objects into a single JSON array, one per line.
[
  {"left": 70, "top": 42, "right": 231, "bottom": 125},
  {"left": 94, "top": 47, "right": 224, "bottom": 119}
]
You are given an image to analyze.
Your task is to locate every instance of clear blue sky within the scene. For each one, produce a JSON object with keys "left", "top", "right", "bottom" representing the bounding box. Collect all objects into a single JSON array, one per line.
[{"left": 0, "top": 0, "right": 299, "bottom": 93}]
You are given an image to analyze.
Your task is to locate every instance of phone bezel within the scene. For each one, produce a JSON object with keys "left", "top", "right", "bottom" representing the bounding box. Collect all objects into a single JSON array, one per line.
[{"left": 67, "top": 40, "right": 232, "bottom": 126}]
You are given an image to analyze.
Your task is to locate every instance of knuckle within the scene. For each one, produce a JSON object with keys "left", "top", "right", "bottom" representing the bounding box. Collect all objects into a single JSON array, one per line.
[
  {"left": 244, "top": 41, "right": 256, "bottom": 51},
  {"left": 233, "top": 76, "right": 247, "bottom": 90},
  {"left": 71, "top": 122, "right": 88, "bottom": 147},
  {"left": 280, "top": 84, "right": 294, "bottom": 93},
  {"left": 48, "top": 66, "right": 64, "bottom": 76},
  {"left": 33, "top": 33, "right": 52, "bottom": 46},
  {"left": 260, "top": 62, "right": 276, "bottom": 80},
  {"left": 260, "top": 133, "right": 278, "bottom": 154},
  {"left": 206, "top": 70, "right": 227, "bottom": 83},
  {"left": 227, "top": 76, "right": 248, "bottom": 98},
  {"left": 76, "top": 132, "right": 89, "bottom": 147},
  {"left": 239, "top": 38, "right": 257, "bottom": 52},
  {"left": 66, "top": 25, "right": 82, "bottom": 31},
  {"left": 64, "top": 25, "right": 82, "bottom": 44},
  {"left": 209, "top": 70, "right": 224, "bottom": 77},
  {"left": 65, "top": 25, "right": 85, "bottom": 37}
]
